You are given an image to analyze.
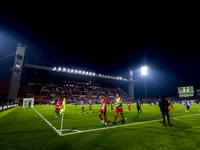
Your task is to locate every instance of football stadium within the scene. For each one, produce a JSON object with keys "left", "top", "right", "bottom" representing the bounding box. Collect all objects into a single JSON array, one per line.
[{"left": 1, "top": 45, "right": 200, "bottom": 150}]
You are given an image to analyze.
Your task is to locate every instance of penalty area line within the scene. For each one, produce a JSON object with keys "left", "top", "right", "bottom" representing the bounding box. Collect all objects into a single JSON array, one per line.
[
  {"left": 33, "top": 108, "right": 61, "bottom": 136},
  {"left": 61, "top": 113, "right": 200, "bottom": 136}
]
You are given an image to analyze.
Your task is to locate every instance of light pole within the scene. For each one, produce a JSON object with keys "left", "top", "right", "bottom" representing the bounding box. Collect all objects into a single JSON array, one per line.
[{"left": 141, "top": 66, "right": 148, "bottom": 99}]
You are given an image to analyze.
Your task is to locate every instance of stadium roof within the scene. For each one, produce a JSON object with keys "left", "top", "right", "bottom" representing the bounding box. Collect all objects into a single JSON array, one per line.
[{"left": 25, "top": 64, "right": 135, "bottom": 86}]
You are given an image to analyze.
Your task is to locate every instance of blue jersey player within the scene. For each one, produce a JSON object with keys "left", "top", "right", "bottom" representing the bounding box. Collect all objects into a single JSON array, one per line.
[
  {"left": 89, "top": 99, "right": 92, "bottom": 113},
  {"left": 80, "top": 99, "right": 86, "bottom": 114},
  {"left": 184, "top": 100, "right": 191, "bottom": 112}
]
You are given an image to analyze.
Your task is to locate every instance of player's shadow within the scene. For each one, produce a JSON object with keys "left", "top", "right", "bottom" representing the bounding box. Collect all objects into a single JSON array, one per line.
[
  {"left": 107, "top": 120, "right": 111, "bottom": 124},
  {"left": 131, "top": 114, "right": 140, "bottom": 122},
  {"left": 158, "top": 117, "right": 192, "bottom": 133},
  {"left": 116, "top": 120, "right": 124, "bottom": 124}
]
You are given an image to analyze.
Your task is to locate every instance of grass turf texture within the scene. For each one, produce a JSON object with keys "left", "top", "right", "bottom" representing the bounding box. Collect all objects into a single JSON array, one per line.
[{"left": 1, "top": 104, "right": 200, "bottom": 150}]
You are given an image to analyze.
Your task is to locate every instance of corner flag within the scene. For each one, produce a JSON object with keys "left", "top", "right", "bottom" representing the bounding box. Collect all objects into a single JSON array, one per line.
[{"left": 59, "top": 98, "right": 65, "bottom": 115}]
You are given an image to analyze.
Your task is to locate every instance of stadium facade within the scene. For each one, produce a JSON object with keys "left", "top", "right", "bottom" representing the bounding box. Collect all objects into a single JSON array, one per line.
[
  {"left": 24, "top": 63, "right": 135, "bottom": 104},
  {"left": 6, "top": 44, "right": 135, "bottom": 103}
]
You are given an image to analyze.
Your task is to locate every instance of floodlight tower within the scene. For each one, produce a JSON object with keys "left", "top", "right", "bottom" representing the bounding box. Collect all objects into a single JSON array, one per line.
[
  {"left": 128, "top": 68, "right": 134, "bottom": 101},
  {"left": 141, "top": 66, "right": 148, "bottom": 99}
]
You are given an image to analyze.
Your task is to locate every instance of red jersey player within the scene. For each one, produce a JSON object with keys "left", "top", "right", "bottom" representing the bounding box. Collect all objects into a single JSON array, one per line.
[
  {"left": 99, "top": 94, "right": 107, "bottom": 126},
  {"left": 89, "top": 99, "right": 93, "bottom": 113},
  {"left": 112, "top": 93, "right": 125, "bottom": 124},
  {"left": 110, "top": 99, "right": 114, "bottom": 112},
  {"left": 55, "top": 97, "right": 62, "bottom": 117},
  {"left": 127, "top": 100, "right": 132, "bottom": 112},
  {"left": 166, "top": 98, "right": 173, "bottom": 117}
]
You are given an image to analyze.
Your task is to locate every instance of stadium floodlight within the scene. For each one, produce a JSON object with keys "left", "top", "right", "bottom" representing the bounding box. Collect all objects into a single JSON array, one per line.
[
  {"left": 86, "top": 71, "right": 88, "bottom": 75},
  {"left": 79, "top": 70, "right": 82, "bottom": 74},
  {"left": 119, "top": 77, "right": 122, "bottom": 79},
  {"left": 141, "top": 66, "right": 148, "bottom": 75},
  {"left": 82, "top": 71, "right": 85, "bottom": 74},
  {"left": 63, "top": 68, "right": 66, "bottom": 71},
  {"left": 58, "top": 67, "right": 61, "bottom": 71},
  {"left": 71, "top": 69, "right": 74, "bottom": 73},
  {"left": 89, "top": 72, "right": 92, "bottom": 75},
  {"left": 67, "top": 69, "right": 70, "bottom": 72},
  {"left": 93, "top": 73, "right": 95, "bottom": 76},
  {"left": 53, "top": 67, "right": 56, "bottom": 70},
  {"left": 75, "top": 70, "right": 78, "bottom": 73},
  {"left": 141, "top": 66, "right": 148, "bottom": 98},
  {"left": 99, "top": 74, "right": 101, "bottom": 76}
]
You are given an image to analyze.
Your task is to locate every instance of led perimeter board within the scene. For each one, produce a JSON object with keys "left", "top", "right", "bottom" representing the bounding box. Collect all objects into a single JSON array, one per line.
[{"left": 178, "top": 86, "right": 194, "bottom": 97}]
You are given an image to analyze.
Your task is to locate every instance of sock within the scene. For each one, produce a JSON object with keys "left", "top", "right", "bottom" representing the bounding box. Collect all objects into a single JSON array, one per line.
[
  {"left": 122, "top": 115, "right": 125, "bottom": 122},
  {"left": 99, "top": 115, "right": 103, "bottom": 121},
  {"left": 104, "top": 115, "right": 107, "bottom": 123},
  {"left": 114, "top": 115, "right": 117, "bottom": 122}
]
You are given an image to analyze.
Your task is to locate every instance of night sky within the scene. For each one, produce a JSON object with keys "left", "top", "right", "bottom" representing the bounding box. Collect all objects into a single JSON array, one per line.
[{"left": 1, "top": 7, "right": 200, "bottom": 98}]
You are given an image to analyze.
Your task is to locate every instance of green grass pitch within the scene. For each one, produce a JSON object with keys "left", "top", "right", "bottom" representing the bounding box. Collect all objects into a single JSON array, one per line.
[{"left": 1, "top": 104, "right": 200, "bottom": 150}]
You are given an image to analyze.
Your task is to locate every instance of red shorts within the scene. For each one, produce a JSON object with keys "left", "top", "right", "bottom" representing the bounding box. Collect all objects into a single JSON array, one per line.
[
  {"left": 128, "top": 104, "right": 130, "bottom": 108},
  {"left": 89, "top": 106, "right": 92, "bottom": 109},
  {"left": 55, "top": 108, "right": 60, "bottom": 112},
  {"left": 116, "top": 107, "right": 123, "bottom": 114},
  {"left": 99, "top": 109, "right": 106, "bottom": 115},
  {"left": 81, "top": 106, "right": 84, "bottom": 110},
  {"left": 111, "top": 104, "right": 113, "bottom": 108}
]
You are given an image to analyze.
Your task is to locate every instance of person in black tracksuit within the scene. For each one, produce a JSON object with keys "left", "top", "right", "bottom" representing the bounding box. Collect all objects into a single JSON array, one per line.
[
  {"left": 137, "top": 99, "right": 142, "bottom": 113},
  {"left": 159, "top": 95, "right": 173, "bottom": 126}
]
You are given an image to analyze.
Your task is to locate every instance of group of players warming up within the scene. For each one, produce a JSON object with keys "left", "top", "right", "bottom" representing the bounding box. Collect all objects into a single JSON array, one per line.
[
  {"left": 55, "top": 94, "right": 192, "bottom": 127},
  {"left": 98, "top": 93, "right": 126, "bottom": 126}
]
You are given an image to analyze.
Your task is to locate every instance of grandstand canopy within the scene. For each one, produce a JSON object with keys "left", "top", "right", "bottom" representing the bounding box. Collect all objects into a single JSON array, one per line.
[{"left": 25, "top": 64, "right": 135, "bottom": 87}]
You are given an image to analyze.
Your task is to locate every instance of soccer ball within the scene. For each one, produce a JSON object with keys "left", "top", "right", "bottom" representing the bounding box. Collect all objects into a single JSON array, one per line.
[{"left": 185, "top": 110, "right": 187, "bottom": 112}]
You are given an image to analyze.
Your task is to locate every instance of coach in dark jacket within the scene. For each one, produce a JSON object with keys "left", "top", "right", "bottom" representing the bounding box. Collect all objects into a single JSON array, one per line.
[{"left": 159, "top": 95, "right": 173, "bottom": 126}]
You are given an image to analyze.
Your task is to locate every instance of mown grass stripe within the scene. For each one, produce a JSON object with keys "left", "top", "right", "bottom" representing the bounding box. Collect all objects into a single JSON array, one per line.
[{"left": 0, "top": 106, "right": 20, "bottom": 118}]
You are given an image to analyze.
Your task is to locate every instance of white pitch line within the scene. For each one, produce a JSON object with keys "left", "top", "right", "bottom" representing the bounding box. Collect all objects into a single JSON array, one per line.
[
  {"left": 33, "top": 108, "right": 61, "bottom": 136},
  {"left": 59, "top": 129, "right": 82, "bottom": 132},
  {"left": 61, "top": 113, "right": 200, "bottom": 136}
]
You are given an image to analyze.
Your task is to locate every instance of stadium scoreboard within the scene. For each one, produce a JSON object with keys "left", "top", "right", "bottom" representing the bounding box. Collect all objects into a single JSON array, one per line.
[{"left": 178, "top": 86, "right": 194, "bottom": 97}]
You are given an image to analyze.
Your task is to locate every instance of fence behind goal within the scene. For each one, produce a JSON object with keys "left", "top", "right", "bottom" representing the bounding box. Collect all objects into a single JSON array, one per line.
[{"left": 22, "top": 98, "right": 34, "bottom": 108}]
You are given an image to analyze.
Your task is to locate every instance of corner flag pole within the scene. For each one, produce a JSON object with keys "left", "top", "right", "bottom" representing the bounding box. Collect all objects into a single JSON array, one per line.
[
  {"left": 61, "top": 112, "right": 64, "bottom": 134},
  {"left": 59, "top": 98, "right": 65, "bottom": 135}
]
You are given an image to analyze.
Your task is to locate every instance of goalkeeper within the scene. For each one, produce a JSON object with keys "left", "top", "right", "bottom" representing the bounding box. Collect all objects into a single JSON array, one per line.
[{"left": 55, "top": 97, "right": 62, "bottom": 117}]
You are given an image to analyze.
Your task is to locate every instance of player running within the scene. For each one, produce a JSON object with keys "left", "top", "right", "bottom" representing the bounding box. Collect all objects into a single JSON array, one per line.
[
  {"left": 55, "top": 97, "right": 62, "bottom": 117},
  {"left": 99, "top": 94, "right": 107, "bottom": 126},
  {"left": 112, "top": 93, "right": 125, "bottom": 125},
  {"left": 89, "top": 99, "right": 92, "bottom": 113},
  {"left": 127, "top": 100, "right": 132, "bottom": 112},
  {"left": 184, "top": 99, "right": 191, "bottom": 112},
  {"left": 80, "top": 99, "right": 86, "bottom": 114},
  {"left": 110, "top": 99, "right": 114, "bottom": 112}
]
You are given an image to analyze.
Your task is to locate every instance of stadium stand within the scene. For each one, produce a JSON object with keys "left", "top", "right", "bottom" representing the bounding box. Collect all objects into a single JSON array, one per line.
[{"left": 27, "top": 80, "right": 129, "bottom": 104}]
